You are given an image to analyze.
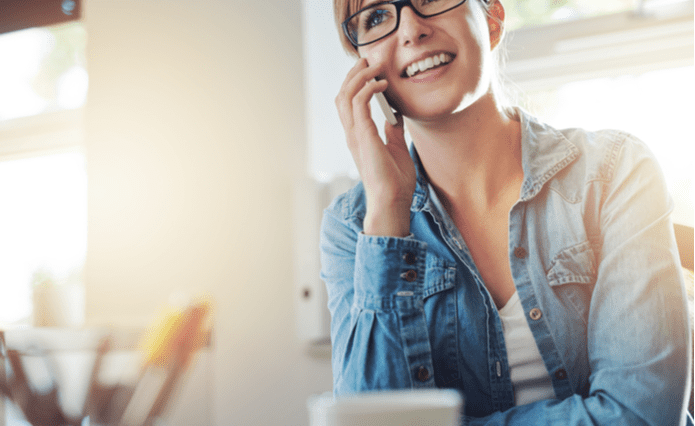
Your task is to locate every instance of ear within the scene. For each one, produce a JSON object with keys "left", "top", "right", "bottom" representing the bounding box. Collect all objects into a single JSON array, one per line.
[{"left": 487, "top": 0, "right": 505, "bottom": 50}]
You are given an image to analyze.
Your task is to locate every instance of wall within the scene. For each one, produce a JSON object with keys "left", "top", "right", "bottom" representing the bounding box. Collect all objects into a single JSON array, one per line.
[{"left": 83, "top": 0, "right": 332, "bottom": 424}]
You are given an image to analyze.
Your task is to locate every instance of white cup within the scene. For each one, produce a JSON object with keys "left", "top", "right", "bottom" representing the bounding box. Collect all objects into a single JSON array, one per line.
[{"left": 308, "top": 389, "right": 464, "bottom": 426}]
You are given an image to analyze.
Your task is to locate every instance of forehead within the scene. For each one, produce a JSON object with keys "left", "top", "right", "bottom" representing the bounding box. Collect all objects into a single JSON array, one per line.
[{"left": 350, "top": 0, "right": 370, "bottom": 14}]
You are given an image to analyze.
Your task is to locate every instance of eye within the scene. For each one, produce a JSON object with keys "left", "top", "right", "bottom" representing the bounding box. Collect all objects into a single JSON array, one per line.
[{"left": 362, "top": 7, "right": 392, "bottom": 31}]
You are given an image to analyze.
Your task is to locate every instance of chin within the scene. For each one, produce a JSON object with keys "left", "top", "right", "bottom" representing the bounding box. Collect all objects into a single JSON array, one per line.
[
  {"left": 397, "top": 98, "right": 463, "bottom": 122},
  {"left": 389, "top": 81, "right": 483, "bottom": 121}
]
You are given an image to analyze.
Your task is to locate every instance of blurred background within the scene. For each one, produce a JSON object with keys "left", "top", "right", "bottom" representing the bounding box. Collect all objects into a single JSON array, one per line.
[{"left": 0, "top": 0, "right": 692, "bottom": 424}]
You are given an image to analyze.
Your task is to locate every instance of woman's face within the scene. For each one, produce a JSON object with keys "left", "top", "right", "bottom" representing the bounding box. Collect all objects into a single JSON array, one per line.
[{"left": 356, "top": 0, "right": 499, "bottom": 121}]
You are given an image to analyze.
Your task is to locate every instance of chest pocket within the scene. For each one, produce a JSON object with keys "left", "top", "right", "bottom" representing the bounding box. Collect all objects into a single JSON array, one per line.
[
  {"left": 546, "top": 241, "right": 597, "bottom": 325},
  {"left": 423, "top": 256, "right": 457, "bottom": 298}
]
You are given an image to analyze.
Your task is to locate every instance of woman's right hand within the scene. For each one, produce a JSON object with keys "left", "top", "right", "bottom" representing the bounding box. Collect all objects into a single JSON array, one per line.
[{"left": 335, "top": 58, "right": 417, "bottom": 237}]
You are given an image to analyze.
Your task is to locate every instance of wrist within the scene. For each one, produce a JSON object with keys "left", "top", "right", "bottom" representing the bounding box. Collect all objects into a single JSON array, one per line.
[{"left": 363, "top": 203, "right": 411, "bottom": 237}]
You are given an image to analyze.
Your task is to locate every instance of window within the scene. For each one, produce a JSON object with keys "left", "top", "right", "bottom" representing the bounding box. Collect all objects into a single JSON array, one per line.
[
  {"left": 504, "top": 0, "right": 691, "bottom": 30},
  {"left": 0, "top": 1, "right": 87, "bottom": 327},
  {"left": 0, "top": 22, "right": 87, "bottom": 122}
]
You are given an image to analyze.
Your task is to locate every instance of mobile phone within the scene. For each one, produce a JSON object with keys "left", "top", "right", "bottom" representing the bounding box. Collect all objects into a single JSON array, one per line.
[{"left": 373, "top": 88, "right": 398, "bottom": 126}]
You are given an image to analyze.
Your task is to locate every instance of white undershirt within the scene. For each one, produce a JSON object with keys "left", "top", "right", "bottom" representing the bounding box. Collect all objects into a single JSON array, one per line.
[{"left": 498, "top": 291, "right": 557, "bottom": 406}]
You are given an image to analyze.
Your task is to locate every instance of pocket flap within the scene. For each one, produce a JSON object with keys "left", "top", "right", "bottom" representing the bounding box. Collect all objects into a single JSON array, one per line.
[
  {"left": 423, "top": 255, "right": 456, "bottom": 299},
  {"left": 546, "top": 241, "right": 597, "bottom": 286}
]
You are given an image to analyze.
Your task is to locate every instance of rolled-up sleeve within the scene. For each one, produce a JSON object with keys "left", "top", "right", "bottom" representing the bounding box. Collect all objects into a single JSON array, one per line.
[{"left": 320, "top": 197, "right": 432, "bottom": 395}]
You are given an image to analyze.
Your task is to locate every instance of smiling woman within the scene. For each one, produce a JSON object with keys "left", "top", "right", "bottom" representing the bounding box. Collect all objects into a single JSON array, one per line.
[{"left": 317, "top": 0, "right": 692, "bottom": 424}]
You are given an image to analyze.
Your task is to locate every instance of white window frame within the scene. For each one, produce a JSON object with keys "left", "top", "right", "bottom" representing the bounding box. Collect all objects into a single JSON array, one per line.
[{"left": 504, "top": 5, "right": 694, "bottom": 92}]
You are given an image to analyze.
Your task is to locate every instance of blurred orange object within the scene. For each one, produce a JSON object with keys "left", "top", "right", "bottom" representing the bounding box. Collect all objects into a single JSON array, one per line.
[
  {"left": 141, "top": 300, "right": 211, "bottom": 368},
  {"left": 118, "top": 299, "right": 213, "bottom": 426}
]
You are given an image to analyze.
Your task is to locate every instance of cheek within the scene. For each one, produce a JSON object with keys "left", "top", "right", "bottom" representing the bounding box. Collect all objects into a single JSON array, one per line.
[
  {"left": 358, "top": 45, "right": 385, "bottom": 62},
  {"left": 369, "top": 50, "right": 387, "bottom": 64}
]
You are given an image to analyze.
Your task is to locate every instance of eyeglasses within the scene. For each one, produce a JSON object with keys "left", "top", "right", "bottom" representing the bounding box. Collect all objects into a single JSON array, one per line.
[{"left": 342, "top": 0, "right": 468, "bottom": 47}]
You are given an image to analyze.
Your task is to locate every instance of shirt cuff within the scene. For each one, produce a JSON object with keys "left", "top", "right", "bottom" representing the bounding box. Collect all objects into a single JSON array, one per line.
[{"left": 353, "top": 233, "right": 428, "bottom": 305}]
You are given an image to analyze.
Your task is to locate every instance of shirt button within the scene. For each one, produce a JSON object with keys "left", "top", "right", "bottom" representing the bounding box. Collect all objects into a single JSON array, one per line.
[
  {"left": 403, "top": 270, "right": 418, "bottom": 282},
  {"left": 555, "top": 368, "right": 568, "bottom": 380},
  {"left": 403, "top": 252, "right": 417, "bottom": 265},
  {"left": 416, "top": 366, "right": 431, "bottom": 382},
  {"left": 514, "top": 247, "right": 527, "bottom": 259},
  {"left": 529, "top": 308, "right": 542, "bottom": 320}
]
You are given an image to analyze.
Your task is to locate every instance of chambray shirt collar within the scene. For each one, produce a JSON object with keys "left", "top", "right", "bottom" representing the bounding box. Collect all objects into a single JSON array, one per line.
[
  {"left": 410, "top": 146, "right": 430, "bottom": 212},
  {"left": 409, "top": 108, "right": 581, "bottom": 212},
  {"left": 517, "top": 109, "right": 581, "bottom": 201}
]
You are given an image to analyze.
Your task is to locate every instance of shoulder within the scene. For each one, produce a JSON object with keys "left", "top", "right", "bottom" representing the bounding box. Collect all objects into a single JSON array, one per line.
[
  {"left": 517, "top": 109, "right": 663, "bottom": 208},
  {"left": 520, "top": 108, "right": 658, "bottom": 187},
  {"left": 557, "top": 126, "right": 656, "bottom": 183}
]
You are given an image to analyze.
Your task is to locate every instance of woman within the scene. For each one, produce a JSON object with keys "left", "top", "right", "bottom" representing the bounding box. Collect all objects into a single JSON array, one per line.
[{"left": 320, "top": 0, "right": 692, "bottom": 424}]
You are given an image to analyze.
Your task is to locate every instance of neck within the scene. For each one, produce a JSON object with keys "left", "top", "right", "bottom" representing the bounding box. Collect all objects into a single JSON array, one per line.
[{"left": 406, "top": 93, "right": 523, "bottom": 208}]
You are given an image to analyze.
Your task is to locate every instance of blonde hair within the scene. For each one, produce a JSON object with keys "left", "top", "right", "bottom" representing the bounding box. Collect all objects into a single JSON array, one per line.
[{"left": 333, "top": 0, "right": 363, "bottom": 57}]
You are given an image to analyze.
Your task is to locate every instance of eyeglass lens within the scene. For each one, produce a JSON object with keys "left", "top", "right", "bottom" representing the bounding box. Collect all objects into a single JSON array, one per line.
[{"left": 346, "top": 0, "right": 465, "bottom": 46}]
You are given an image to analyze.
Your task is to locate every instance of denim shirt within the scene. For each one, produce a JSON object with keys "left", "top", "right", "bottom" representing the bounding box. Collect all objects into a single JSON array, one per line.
[{"left": 319, "top": 109, "right": 692, "bottom": 425}]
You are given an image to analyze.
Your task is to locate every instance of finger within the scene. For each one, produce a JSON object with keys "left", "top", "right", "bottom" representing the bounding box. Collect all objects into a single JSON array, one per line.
[
  {"left": 335, "top": 59, "right": 366, "bottom": 120},
  {"left": 337, "top": 59, "right": 378, "bottom": 104},
  {"left": 342, "top": 58, "right": 369, "bottom": 88},
  {"left": 340, "top": 63, "right": 384, "bottom": 107},
  {"left": 336, "top": 61, "right": 382, "bottom": 130},
  {"left": 352, "top": 79, "right": 389, "bottom": 127}
]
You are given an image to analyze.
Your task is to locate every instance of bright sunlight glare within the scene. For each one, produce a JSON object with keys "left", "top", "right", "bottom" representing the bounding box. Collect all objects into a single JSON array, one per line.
[
  {"left": 0, "top": 152, "right": 87, "bottom": 325},
  {"left": 525, "top": 66, "right": 694, "bottom": 227},
  {"left": 0, "top": 26, "right": 88, "bottom": 121}
]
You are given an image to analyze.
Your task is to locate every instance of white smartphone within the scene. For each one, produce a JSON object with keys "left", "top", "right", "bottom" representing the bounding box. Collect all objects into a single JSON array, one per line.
[
  {"left": 374, "top": 89, "right": 398, "bottom": 126},
  {"left": 360, "top": 52, "right": 398, "bottom": 126}
]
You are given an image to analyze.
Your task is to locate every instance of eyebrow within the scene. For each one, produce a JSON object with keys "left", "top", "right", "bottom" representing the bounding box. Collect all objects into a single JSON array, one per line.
[{"left": 359, "top": 0, "right": 391, "bottom": 10}]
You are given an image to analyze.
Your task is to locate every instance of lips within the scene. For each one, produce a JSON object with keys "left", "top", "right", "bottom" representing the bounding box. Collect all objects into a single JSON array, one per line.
[{"left": 404, "top": 52, "right": 454, "bottom": 78}]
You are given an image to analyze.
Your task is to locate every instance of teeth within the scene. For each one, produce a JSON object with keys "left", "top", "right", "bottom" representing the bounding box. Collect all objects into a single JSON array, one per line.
[{"left": 406, "top": 53, "right": 452, "bottom": 77}]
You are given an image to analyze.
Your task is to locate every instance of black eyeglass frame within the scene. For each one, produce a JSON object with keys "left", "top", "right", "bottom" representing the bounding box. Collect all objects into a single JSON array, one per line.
[{"left": 342, "top": 0, "right": 468, "bottom": 47}]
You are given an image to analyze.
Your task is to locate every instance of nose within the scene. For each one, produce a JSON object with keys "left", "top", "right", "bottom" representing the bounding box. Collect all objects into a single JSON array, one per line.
[{"left": 398, "top": 6, "right": 432, "bottom": 46}]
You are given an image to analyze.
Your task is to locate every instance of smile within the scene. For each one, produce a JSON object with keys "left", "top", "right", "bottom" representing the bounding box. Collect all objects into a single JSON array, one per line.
[{"left": 405, "top": 53, "right": 454, "bottom": 78}]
